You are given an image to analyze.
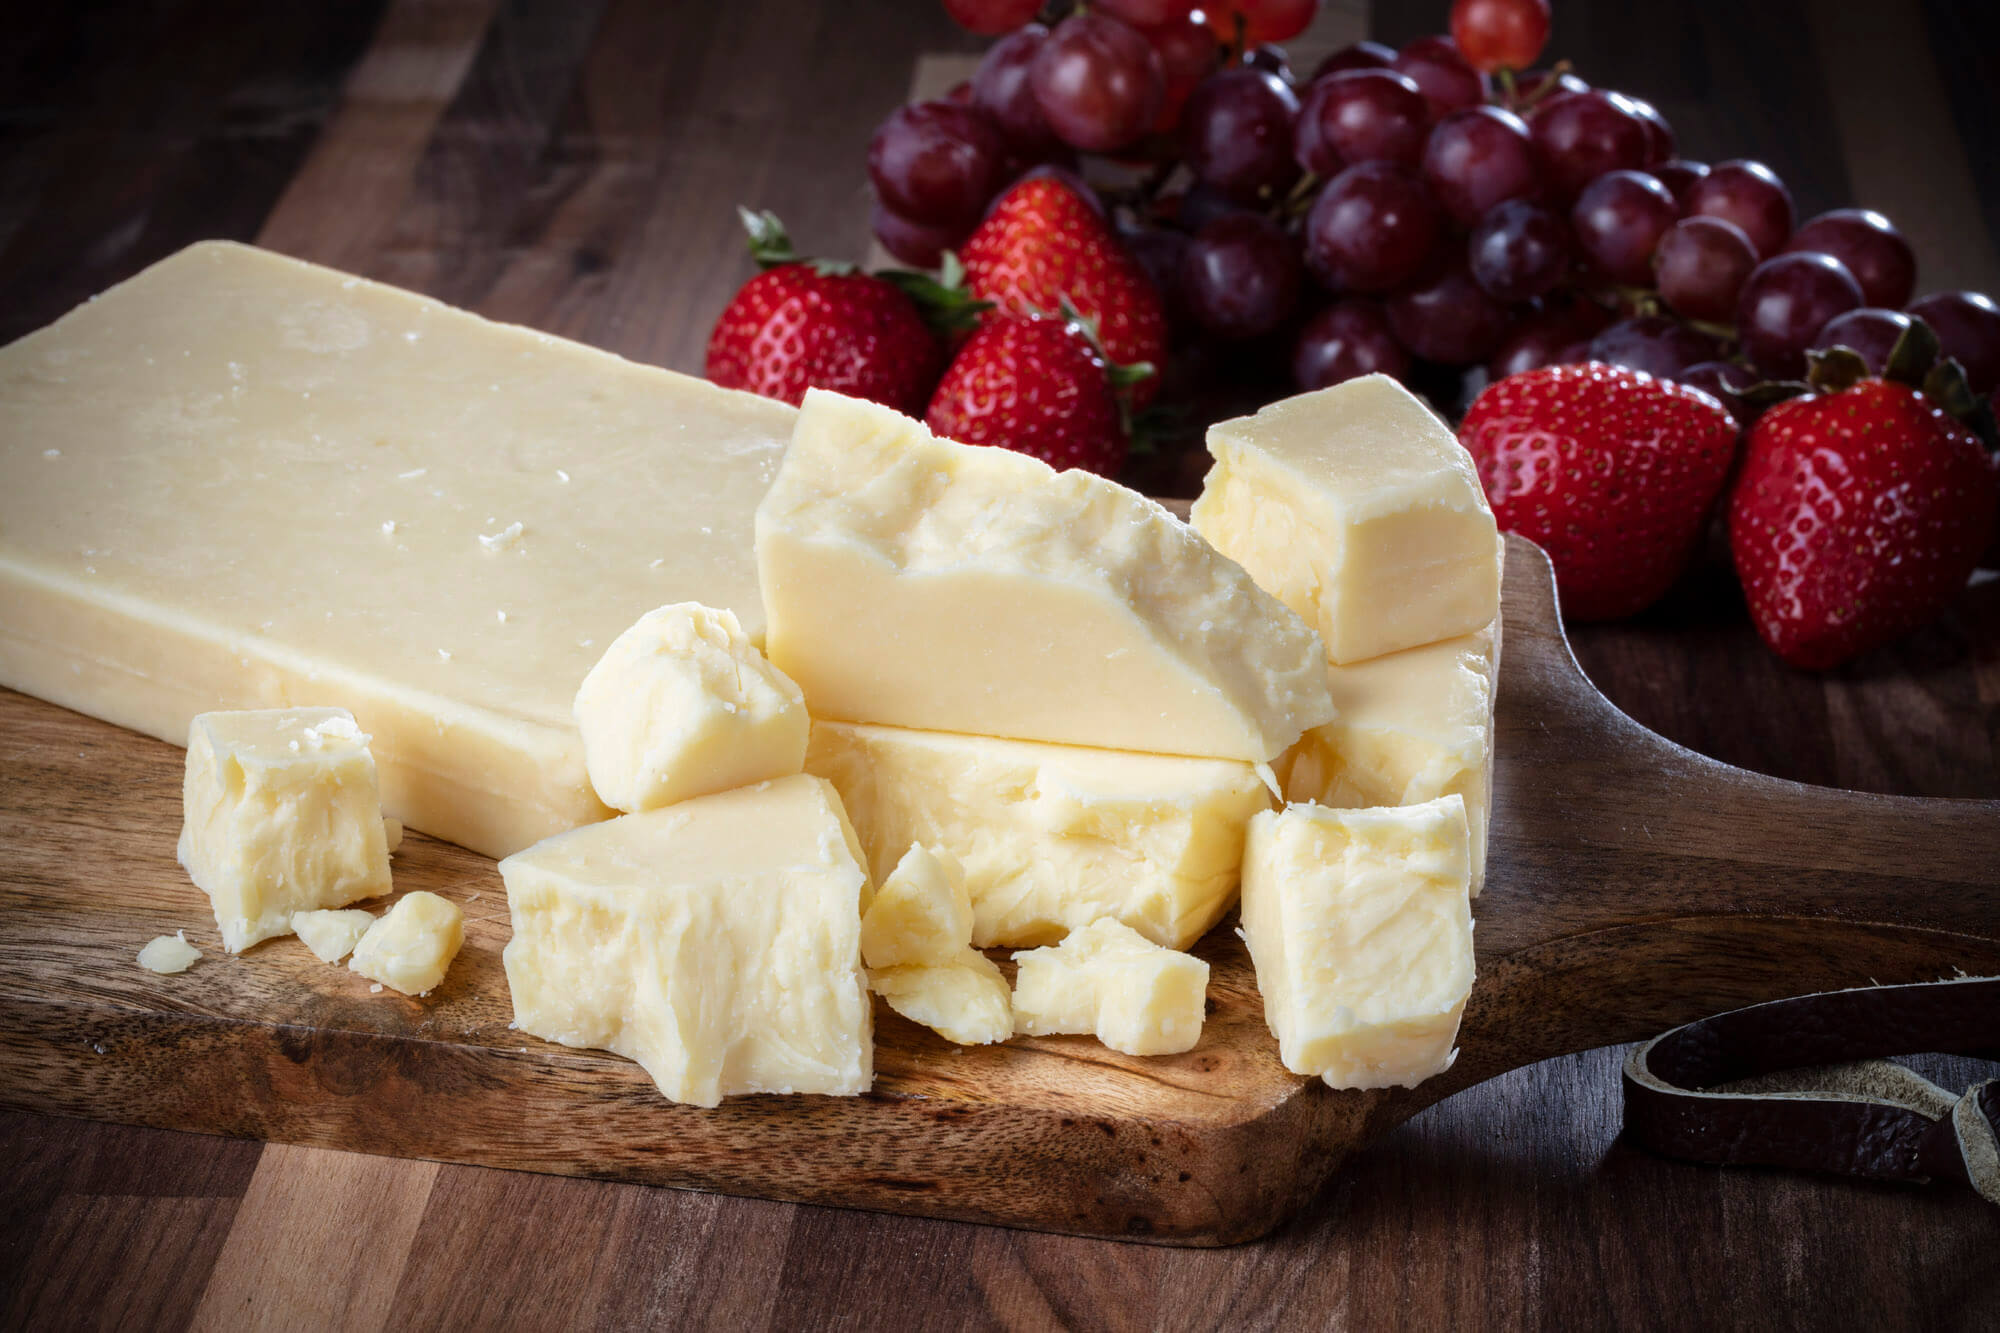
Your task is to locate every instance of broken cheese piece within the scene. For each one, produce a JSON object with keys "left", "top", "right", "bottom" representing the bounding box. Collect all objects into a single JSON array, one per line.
[
  {"left": 860, "top": 844, "right": 974, "bottom": 969},
  {"left": 1011, "top": 918, "right": 1209, "bottom": 1056},
  {"left": 349, "top": 891, "right": 463, "bottom": 995},
  {"left": 1192, "top": 374, "right": 1500, "bottom": 664},
  {"left": 574, "top": 602, "right": 808, "bottom": 812},
  {"left": 757, "top": 389, "right": 1333, "bottom": 762},
  {"left": 870, "top": 956, "right": 1013, "bottom": 1047},
  {"left": 177, "top": 707, "right": 392, "bottom": 952},
  {"left": 1241, "top": 796, "right": 1474, "bottom": 1091},
  {"left": 294, "top": 908, "right": 379, "bottom": 963},
  {"left": 137, "top": 932, "right": 202, "bottom": 974}
]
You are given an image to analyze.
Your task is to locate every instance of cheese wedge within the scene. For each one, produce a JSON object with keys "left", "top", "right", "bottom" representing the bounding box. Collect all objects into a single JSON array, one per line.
[
  {"left": 0, "top": 241, "right": 795, "bottom": 858},
  {"left": 1192, "top": 374, "right": 1500, "bottom": 664},
  {"left": 349, "top": 891, "right": 463, "bottom": 996},
  {"left": 756, "top": 389, "right": 1333, "bottom": 762},
  {"left": 1241, "top": 797, "right": 1474, "bottom": 1091},
  {"left": 1011, "top": 918, "right": 1210, "bottom": 1056},
  {"left": 498, "top": 774, "right": 874, "bottom": 1107}
]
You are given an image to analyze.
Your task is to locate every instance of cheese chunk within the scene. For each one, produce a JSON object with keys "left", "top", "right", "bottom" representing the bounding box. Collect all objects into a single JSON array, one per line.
[
  {"left": 178, "top": 707, "right": 393, "bottom": 952},
  {"left": 870, "top": 956, "right": 1013, "bottom": 1046},
  {"left": 1281, "top": 622, "right": 1499, "bottom": 893},
  {"left": 807, "top": 719, "right": 1272, "bottom": 950},
  {"left": 1192, "top": 375, "right": 1500, "bottom": 664},
  {"left": 757, "top": 389, "right": 1332, "bottom": 762},
  {"left": 137, "top": 932, "right": 202, "bottom": 974},
  {"left": 1241, "top": 797, "right": 1474, "bottom": 1091},
  {"left": 860, "top": 844, "right": 974, "bottom": 969},
  {"left": 293, "top": 907, "right": 378, "bottom": 963},
  {"left": 349, "top": 891, "right": 463, "bottom": 995},
  {"left": 1011, "top": 918, "right": 1209, "bottom": 1056},
  {"left": 574, "top": 603, "right": 807, "bottom": 813},
  {"left": 0, "top": 241, "right": 796, "bottom": 858},
  {"left": 499, "top": 774, "right": 873, "bottom": 1107}
]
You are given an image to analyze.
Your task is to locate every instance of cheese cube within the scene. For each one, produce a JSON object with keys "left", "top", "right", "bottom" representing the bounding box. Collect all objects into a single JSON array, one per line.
[
  {"left": 861, "top": 844, "right": 974, "bottom": 969},
  {"left": 1241, "top": 797, "right": 1474, "bottom": 1090},
  {"left": 499, "top": 774, "right": 874, "bottom": 1107},
  {"left": 349, "top": 891, "right": 463, "bottom": 995},
  {"left": 757, "top": 389, "right": 1333, "bottom": 762},
  {"left": 1281, "top": 622, "right": 1499, "bottom": 893},
  {"left": 293, "top": 908, "right": 379, "bottom": 963},
  {"left": 573, "top": 603, "right": 808, "bottom": 813},
  {"left": 870, "top": 956, "right": 1013, "bottom": 1046},
  {"left": 807, "top": 719, "right": 1272, "bottom": 950},
  {"left": 1192, "top": 375, "right": 1500, "bottom": 664},
  {"left": 177, "top": 708, "right": 393, "bottom": 952},
  {"left": 1011, "top": 918, "right": 1210, "bottom": 1056},
  {"left": 137, "top": 932, "right": 202, "bottom": 974}
]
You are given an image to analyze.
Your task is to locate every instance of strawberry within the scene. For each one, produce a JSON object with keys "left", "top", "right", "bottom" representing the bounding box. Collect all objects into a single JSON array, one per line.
[
  {"left": 958, "top": 176, "right": 1167, "bottom": 404},
  {"left": 926, "top": 314, "right": 1130, "bottom": 477},
  {"left": 1459, "top": 362, "right": 1740, "bottom": 620}
]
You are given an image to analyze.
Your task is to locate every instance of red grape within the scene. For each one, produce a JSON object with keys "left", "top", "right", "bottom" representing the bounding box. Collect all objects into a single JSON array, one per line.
[
  {"left": 1183, "top": 68, "right": 1301, "bottom": 202},
  {"left": 1588, "top": 315, "right": 1719, "bottom": 378},
  {"left": 1393, "top": 36, "right": 1489, "bottom": 120},
  {"left": 1294, "top": 298, "right": 1411, "bottom": 388},
  {"left": 1306, "top": 162, "right": 1445, "bottom": 293},
  {"left": 1737, "top": 252, "right": 1864, "bottom": 377},
  {"left": 1468, "top": 198, "right": 1569, "bottom": 302},
  {"left": 1387, "top": 264, "right": 1511, "bottom": 364},
  {"left": 1570, "top": 169, "right": 1677, "bottom": 285},
  {"left": 1653, "top": 215, "right": 1759, "bottom": 322},
  {"left": 1312, "top": 41, "right": 1397, "bottom": 81},
  {"left": 1675, "top": 359, "right": 1757, "bottom": 424},
  {"left": 1182, "top": 213, "right": 1303, "bottom": 339},
  {"left": 1244, "top": 44, "right": 1295, "bottom": 85},
  {"left": 1906, "top": 291, "right": 2000, "bottom": 393},
  {"left": 1296, "top": 70, "right": 1431, "bottom": 175},
  {"left": 942, "top": 0, "right": 1041, "bottom": 36},
  {"left": 1422, "top": 105, "right": 1538, "bottom": 225},
  {"left": 1450, "top": 0, "right": 1551, "bottom": 74},
  {"left": 1489, "top": 308, "right": 1598, "bottom": 378},
  {"left": 1122, "top": 225, "right": 1194, "bottom": 331},
  {"left": 972, "top": 27, "right": 1061, "bottom": 156},
  {"left": 1683, "top": 160, "right": 1794, "bottom": 259},
  {"left": 1148, "top": 15, "right": 1221, "bottom": 131},
  {"left": 1615, "top": 95, "right": 1676, "bottom": 165},
  {"left": 1810, "top": 307, "right": 1913, "bottom": 376},
  {"left": 1098, "top": 0, "right": 1195, "bottom": 25},
  {"left": 1030, "top": 14, "right": 1165, "bottom": 152},
  {"left": 1528, "top": 90, "right": 1650, "bottom": 204},
  {"left": 1783, "top": 209, "right": 1916, "bottom": 309},
  {"left": 1208, "top": 0, "right": 1319, "bottom": 45},
  {"left": 871, "top": 203, "right": 968, "bottom": 269},
  {"left": 1651, "top": 159, "right": 1708, "bottom": 209},
  {"left": 1514, "top": 67, "right": 1588, "bottom": 109},
  {"left": 867, "top": 101, "right": 1009, "bottom": 229}
]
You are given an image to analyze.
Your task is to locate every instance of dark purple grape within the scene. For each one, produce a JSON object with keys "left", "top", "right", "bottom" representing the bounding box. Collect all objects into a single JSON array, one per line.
[
  {"left": 1906, "top": 291, "right": 2000, "bottom": 393},
  {"left": 867, "top": 101, "right": 1010, "bottom": 228},
  {"left": 1810, "top": 307, "right": 1913, "bottom": 376},
  {"left": 1387, "top": 264, "right": 1511, "bottom": 365},
  {"left": 1684, "top": 160, "right": 1794, "bottom": 259},
  {"left": 1651, "top": 159, "right": 1708, "bottom": 210},
  {"left": 1296, "top": 70, "right": 1429, "bottom": 175},
  {"left": 1120, "top": 225, "right": 1193, "bottom": 331},
  {"left": 1737, "top": 252, "right": 1865, "bottom": 377},
  {"left": 1782, "top": 210, "right": 1915, "bottom": 310},
  {"left": 1615, "top": 94, "right": 1675, "bottom": 165},
  {"left": 1489, "top": 311, "right": 1592, "bottom": 379},
  {"left": 1468, "top": 198, "right": 1569, "bottom": 303},
  {"left": 1030, "top": 13, "right": 1165, "bottom": 152},
  {"left": 1421, "top": 106, "right": 1538, "bottom": 226},
  {"left": 1588, "top": 315, "right": 1720, "bottom": 378},
  {"left": 1553, "top": 339, "right": 1594, "bottom": 364},
  {"left": 1181, "top": 213, "right": 1302, "bottom": 340},
  {"left": 1305, "top": 162, "right": 1444, "bottom": 293},
  {"left": 871, "top": 202, "right": 968, "bottom": 268},
  {"left": 1653, "top": 215, "right": 1759, "bottom": 322},
  {"left": 1675, "top": 359, "right": 1758, "bottom": 425},
  {"left": 1244, "top": 43, "right": 1294, "bottom": 85},
  {"left": 1570, "top": 170, "right": 1677, "bottom": 285},
  {"left": 1528, "top": 90, "right": 1651, "bottom": 204},
  {"left": 1312, "top": 40, "right": 1396, "bottom": 82},
  {"left": 1183, "top": 69, "right": 1300, "bottom": 202},
  {"left": 1391, "top": 35, "right": 1488, "bottom": 120},
  {"left": 1514, "top": 67, "right": 1588, "bottom": 109},
  {"left": 1293, "top": 298, "right": 1410, "bottom": 389},
  {"left": 972, "top": 26, "right": 1062, "bottom": 156}
]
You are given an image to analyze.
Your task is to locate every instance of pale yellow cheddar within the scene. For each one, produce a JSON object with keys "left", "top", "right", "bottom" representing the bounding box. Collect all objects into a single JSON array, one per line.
[
  {"left": 177, "top": 707, "right": 393, "bottom": 952},
  {"left": 499, "top": 774, "right": 874, "bottom": 1107},
  {"left": 1192, "top": 374, "right": 1500, "bottom": 664},
  {"left": 137, "top": 932, "right": 202, "bottom": 974},
  {"left": 1241, "top": 797, "right": 1474, "bottom": 1090},
  {"left": 0, "top": 241, "right": 796, "bottom": 858},
  {"left": 757, "top": 389, "right": 1333, "bottom": 762},
  {"left": 870, "top": 956, "right": 1013, "bottom": 1047},
  {"left": 293, "top": 908, "right": 378, "bottom": 964},
  {"left": 860, "top": 844, "right": 974, "bottom": 969},
  {"left": 1281, "top": 621, "right": 1500, "bottom": 893},
  {"left": 1011, "top": 918, "right": 1209, "bottom": 1056},
  {"left": 573, "top": 603, "right": 808, "bottom": 813},
  {"left": 350, "top": 891, "right": 463, "bottom": 995},
  {"left": 807, "top": 719, "right": 1272, "bottom": 950}
]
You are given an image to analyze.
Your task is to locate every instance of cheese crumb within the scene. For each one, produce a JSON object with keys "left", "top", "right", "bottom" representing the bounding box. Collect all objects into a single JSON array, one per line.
[
  {"left": 382, "top": 520, "right": 398, "bottom": 537},
  {"left": 293, "top": 908, "right": 377, "bottom": 963},
  {"left": 137, "top": 931, "right": 202, "bottom": 974},
  {"left": 478, "top": 521, "right": 524, "bottom": 552}
]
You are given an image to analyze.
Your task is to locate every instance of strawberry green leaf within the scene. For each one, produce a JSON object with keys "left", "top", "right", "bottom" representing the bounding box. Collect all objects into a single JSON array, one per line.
[
  {"left": 1804, "top": 345, "right": 1871, "bottom": 395},
  {"left": 1884, "top": 316, "right": 1942, "bottom": 387},
  {"left": 878, "top": 258, "right": 993, "bottom": 338},
  {"left": 738, "top": 207, "right": 801, "bottom": 269}
]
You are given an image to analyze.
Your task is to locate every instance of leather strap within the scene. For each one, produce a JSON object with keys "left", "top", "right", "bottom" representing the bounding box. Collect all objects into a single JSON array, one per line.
[{"left": 1622, "top": 976, "right": 2000, "bottom": 1204}]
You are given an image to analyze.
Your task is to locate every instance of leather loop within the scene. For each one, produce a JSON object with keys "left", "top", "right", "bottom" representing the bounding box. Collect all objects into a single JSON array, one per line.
[{"left": 1622, "top": 977, "right": 2000, "bottom": 1204}]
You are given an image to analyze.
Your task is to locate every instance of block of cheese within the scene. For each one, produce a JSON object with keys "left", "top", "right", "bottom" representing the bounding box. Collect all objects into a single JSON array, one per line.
[
  {"left": 0, "top": 241, "right": 797, "bottom": 858},
  {"left": 178, "top": 707, "right": 393, "bottom": 952},
  {"left": 293, "top": 908, "right": 379, "bottom": 964},
  {"left": 757, "top": 389, "right": 1333, "bottom": 762},
  {"left": 574, "top": 603, "right": 808, "bottom": 813},
  {"left": 499, "top": 774, "right": 873, "bottom": 1107},
  {"left": 1281, "top": 621, "right": 1500, "bottom": 893},
  {"left": 860, "top": 844, "right": 974, "bottom": 969},
  {"left": 350, "top": 891, "right": 464, "bottom": 995},
  {"left": 1241, "top": 796, "right": 1474, "bottom": 1090},
  {"left": 1191, "top": 374, "right": 1500, "bottom": 664},
  {"left": 870, "top": 957, "right": 1013, "bottom": 1046},
  {"left": 1011, "top": 918, "right": 1210, "bottom": 1056},
  {"left": 137, "top": 932, "right": 202, "bottom": 974},
  {"left": 807, "top": 719, "right": 1273, "bottom": 950}
]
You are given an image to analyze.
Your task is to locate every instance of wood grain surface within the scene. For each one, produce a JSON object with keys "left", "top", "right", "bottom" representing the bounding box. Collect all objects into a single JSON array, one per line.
[{"left": 3, "top": 0, "right": 1998, "bottom": 1326}]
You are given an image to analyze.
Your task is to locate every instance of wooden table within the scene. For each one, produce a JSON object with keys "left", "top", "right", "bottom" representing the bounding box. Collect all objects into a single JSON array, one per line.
[{"left": 2, "top": 0, "right": 1996, "bottom": 1326}]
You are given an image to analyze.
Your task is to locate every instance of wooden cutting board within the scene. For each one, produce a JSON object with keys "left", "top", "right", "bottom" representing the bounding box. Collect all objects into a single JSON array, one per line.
[{"left": 2, "top": 533, "right": 1996, "bottom": 1246}]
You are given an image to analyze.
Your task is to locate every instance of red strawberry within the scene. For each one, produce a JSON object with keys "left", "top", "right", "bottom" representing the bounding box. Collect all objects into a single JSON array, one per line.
[
  {"left": 1460, "top": 363, "right": 1740, "bottom": 620},
  {"left": 1728, "top": 379, "right": 1995, "bottom": 668},
  {"left": 926, "top": 314, "right": 1128, "bottom": 476},
  {"left": 958, "top": 176, "right": 1167, "bottom": 404}
]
